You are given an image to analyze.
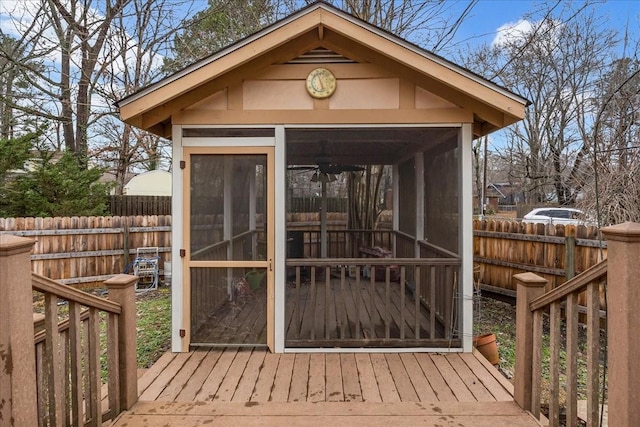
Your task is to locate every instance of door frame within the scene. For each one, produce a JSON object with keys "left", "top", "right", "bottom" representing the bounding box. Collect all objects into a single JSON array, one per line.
[{"left": 181, "top": 144, "right": 275, "bottom": 351}]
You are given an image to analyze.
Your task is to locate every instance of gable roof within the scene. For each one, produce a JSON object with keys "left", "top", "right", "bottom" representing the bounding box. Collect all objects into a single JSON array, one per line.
[{"left": 118, "top": 1, "right": 527, "bottom": 138}]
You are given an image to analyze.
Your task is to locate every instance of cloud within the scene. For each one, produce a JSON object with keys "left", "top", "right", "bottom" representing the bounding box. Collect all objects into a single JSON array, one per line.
[
  {"left": 0, "top": 0, "right": 40, "bottom": 38},
  {"left": 492, "top": 19, "right": 535, "bottom": 47}
]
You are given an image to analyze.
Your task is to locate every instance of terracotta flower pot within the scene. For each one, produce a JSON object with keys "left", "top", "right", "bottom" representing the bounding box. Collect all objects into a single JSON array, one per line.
[{"left": 473, "top": 333, "right": 499, "bottom": 365}]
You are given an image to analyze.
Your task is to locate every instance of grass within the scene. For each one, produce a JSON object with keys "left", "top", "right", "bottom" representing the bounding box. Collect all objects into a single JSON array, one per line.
[
  {"left": 474, "top": 294, "right": 608, "bottom": 412},
  {"left": 473, "top": 296, "right": 517, "bottom": 374},
  {"left": 135, "top": 287, "right": 172, "bottom": 368}
]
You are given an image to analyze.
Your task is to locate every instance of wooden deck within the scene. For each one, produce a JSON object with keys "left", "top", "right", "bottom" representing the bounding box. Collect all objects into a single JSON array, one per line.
[
  {"left": 193, "top": 274, "right": 454, "bottom": 348},
  {"left": 111, "top": 347, "right": 541, "bottom": 426}
]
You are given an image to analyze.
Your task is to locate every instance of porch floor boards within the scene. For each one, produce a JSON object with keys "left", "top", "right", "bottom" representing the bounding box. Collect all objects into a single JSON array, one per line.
[
  {"left": 192, "top": 277, "right": 442, "bottom": 346},
  {"left": 111, "top": 347, "right": 541, "bottom": 426}
]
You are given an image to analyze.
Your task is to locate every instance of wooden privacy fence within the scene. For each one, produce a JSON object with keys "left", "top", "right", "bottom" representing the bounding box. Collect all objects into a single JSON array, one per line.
[
  {"left": 473, "top": 219, "right": 605, "bottom": 294},
  {"left": 108, "top": 195, "right": 172, "bottom": 216},
  {"left": 0, "top": 215, "right": 171, "bottom": 288},
  {"left": 0, "top": 215, "right": 610, "bottom": 292},
  {"left": 106, "top": 196, "right": 348, "bottom": 216},
  {"left": 288, "top": 197, "right": 348, "bottom": 213}
]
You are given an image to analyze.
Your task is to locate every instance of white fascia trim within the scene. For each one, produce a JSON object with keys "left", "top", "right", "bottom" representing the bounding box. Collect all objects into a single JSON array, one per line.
[
  {"left": 284, "top": 123, "right": 463, "bottom": 129},
  {"left": 459, "top": 123, "right": 474, "bottom": 353},
  {"left": 274, "top": 125, "right": 287, "bottom": 353},
  {"left": 171, "top": 125, "right": 185, "bottom": 352},
  {"left": 182, "top": 138, "right": 275, "bottom": 147}
]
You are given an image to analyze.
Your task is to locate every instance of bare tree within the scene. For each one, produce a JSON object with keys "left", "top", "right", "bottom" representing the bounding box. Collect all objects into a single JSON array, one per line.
[
  {"left": 2, "top": 0, "right": 200, "bottom": 194},
  {"left": 163, "top": 0, "right": 275, "bottom": 72},
  {"left": 330, "top": 0, "right": 479, "bottom": 230},
  {"left": 334, "top": 0, "right": 478, "bottom": 53},
  {"left": 0, "top": 2, "right": 54, "bottom": 140},
  {"left": 94, "top": 0, "right": 196, "bottom": 193},
  {"left": 45, "top": 0, "right": 133, "bottom": 166},
  {"left": 576, "top": 58, "right": 640, "bottom": 224},
  {"left": 470, "top": 3, "right": 619, "bottom": 206}
]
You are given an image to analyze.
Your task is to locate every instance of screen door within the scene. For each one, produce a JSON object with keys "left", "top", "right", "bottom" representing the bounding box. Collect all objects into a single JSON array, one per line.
[{"left": 184, "top": 147, "right": 274, "bottom": 349}]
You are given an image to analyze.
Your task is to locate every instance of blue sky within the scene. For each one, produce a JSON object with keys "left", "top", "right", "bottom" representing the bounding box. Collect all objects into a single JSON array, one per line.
[{"left": 449, "top": 0, "right": 639, "bottom": 50}]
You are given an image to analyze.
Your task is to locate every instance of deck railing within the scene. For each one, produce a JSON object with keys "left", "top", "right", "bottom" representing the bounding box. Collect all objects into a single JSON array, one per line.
[
  {"left": 32, "top": 273, "right": 137, "bottom": 426},
  {"left": 288, "top": 229, "right": 393, "bottom": 259},
  {"left": 1, "top": 235, "right": 138, "bottom": 426},
  {"left": 285, "top": 257, "right": 461, "bottom": 348},
  {"left": 513, "top": 261, "right": 607, "bottom": 426}
]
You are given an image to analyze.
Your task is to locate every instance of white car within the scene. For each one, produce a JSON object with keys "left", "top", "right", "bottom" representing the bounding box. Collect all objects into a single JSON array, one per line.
[{"left": 522, "top": 207, "right": 587, "bottom": 226}]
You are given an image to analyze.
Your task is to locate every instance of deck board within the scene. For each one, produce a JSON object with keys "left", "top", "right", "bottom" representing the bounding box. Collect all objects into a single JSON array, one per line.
[
  {"left": 194, "top": 347, "right": 237, "bottom": 401},
  {"left": 157, "top": 349, "right": 209, "bottom": 401},
  {"left": 215, "top": 348, "right": 251, "bottom": 401},
  {"left": 354, "top": 354, "right": 382, "bottom": 402},
  {"left": 340, "top": 353, "right": 362, "bottom": 401},
  {"left": 288, "top": 353, "right": 310, "bottom": 402},
  {"left": 250, "top": 352, "right": 279, "bottom": 402},
  {"left": 431, "top": 353, "right": 476, "bottom": 401},
  {"left": 133, "top": 348, "right": 518, "bottom": 405},
  {"left": 133, "top": 349, "right": 516, "bottom": 405},
  {"left": 370, "top": 353, "right": 401, "bottom": 402},
  {"left": 269, "top": 353, "right": 294, "bottom": 402},
  {"left": 113, "top": 401, "right": 541, "bottom": 427},
  {"left": 139, "top": 352, "right": 191, "bottom": 401},
  {"left": 459, "top": 352, "right": 513, "bottom": 401},
  {"left": 448, "top": 353, "right": 495, "bottom": 401},
  {"left": 399, "top": 353, "right": 438, "bottom": 401},
  {"left": 232, "top": 349, "right": 265, "bottom": 402},
  {"left": 325, "top": 353, "right": 343, "bottom": 401},
  {"left": 307, "top": 353, "right": 326, "bottom": 402},
  {"left": 112, "top": 348, "right": 541, "bottom": 427},
  {"left": 137, "top": 350, "right": 176, "bottom": 396},
  {"left": 385, "top": 353, "right": 419, "bottom": 402},
  {"left": 194, "top": 278, "right": 446, "bottom": 347},
  {"left": 413, "top": 353, "right": 457, "bottom": 401},
  {"left": 175, "top": 349, "right": 222, "bottom": 401}
]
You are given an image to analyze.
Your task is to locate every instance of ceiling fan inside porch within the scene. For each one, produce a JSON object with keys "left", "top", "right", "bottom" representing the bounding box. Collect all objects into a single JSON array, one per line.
[{"left": 288, "top": 142, "right": 364, "bottom": 182}]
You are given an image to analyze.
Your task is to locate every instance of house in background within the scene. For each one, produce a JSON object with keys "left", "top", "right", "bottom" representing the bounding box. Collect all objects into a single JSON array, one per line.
[
  {"left": 485, "top": 182, "right": 525, "bottom": 212},
  {"left": 123, "top": 170, "right": 172, "bottom": 196},
  {"left": 117, "top": 2, "right": 527, "bottom": 354}
]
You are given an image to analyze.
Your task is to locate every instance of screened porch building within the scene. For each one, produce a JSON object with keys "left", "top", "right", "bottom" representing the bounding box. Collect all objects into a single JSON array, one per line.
[{"left": 117, "top": 2, "right": 527, "bottom": 354}]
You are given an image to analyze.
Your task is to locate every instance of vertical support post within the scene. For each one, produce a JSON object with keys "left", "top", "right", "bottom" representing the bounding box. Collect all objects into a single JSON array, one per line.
[
  {"left": 274, "top": 125, "right": 286, "bottom": 353},
  {"left": 0, "top": 235, "right": 37, "bottom": 426},
  {"left": 320, "top": 180, "right": 327, "bottom": 258},
  {"left": 392, "top": 164, "right": 400, "bottom": 254},
  {"left": 601, "top": 222, "right": 640, "bottom": 427},
  {"left": 172, "top": 124, "right": 186, "bottom": 353},
  {"left": 105, "top": 274, "right": 139, "bottom": 410},
  {"left": 513, "top": 272, "right": 547, "bottom": 411},
  {"left": 459, "top": 123, "right": 474, "bottom": 351},
  {"left": 415, "top": 152, "right": 424, "bottom": 257}
]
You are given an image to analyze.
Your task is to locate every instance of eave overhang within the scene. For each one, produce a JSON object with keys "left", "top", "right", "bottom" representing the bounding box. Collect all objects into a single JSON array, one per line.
[{"left": 117, "top": 2, "right": 527, "bottom": 138}]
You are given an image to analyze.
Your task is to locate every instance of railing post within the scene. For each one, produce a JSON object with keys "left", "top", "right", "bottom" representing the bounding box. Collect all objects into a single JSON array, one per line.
[
  {"left": 513, "top": 272, "right": 548, "bottom": 411},
  {"left": 0, "top": 235, "right": 38, "bottom": 426},
  {"left": 105, "top": 274, "right": 139, "bottom": 410},
  {"left": 601, "top": 222, "right": 640, "bottom": 427}
]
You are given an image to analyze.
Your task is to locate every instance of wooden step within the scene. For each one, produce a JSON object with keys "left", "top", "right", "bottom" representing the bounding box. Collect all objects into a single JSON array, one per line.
[{"left": 112, "top": 401, "right": 542, "bottom": 426}]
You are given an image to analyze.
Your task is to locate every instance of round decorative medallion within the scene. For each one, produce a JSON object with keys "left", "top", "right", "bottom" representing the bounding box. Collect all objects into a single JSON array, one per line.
[{"left": 306, "top": 67, "right": 337, "bottom": 99}]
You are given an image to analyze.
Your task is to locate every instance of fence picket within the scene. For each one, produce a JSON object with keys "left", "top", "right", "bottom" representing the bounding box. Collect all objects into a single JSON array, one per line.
[{"left": 473, "top": 219, "right": 606, "bottom": 295}]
